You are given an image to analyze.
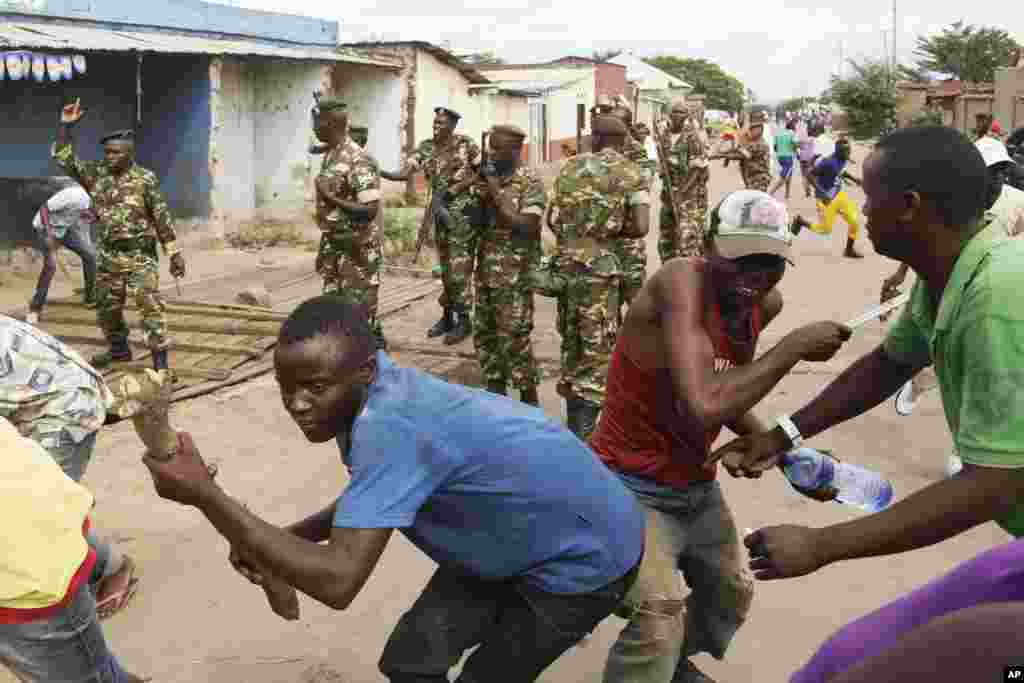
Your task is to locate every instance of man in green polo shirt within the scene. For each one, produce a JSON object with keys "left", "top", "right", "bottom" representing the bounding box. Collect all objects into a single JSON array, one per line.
[{"left": 709, "top": 125, "right": 1024, "bottom": 581}]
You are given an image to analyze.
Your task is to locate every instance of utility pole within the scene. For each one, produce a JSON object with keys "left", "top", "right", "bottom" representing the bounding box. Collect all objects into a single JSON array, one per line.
[
  {"left": 838, "top": 41, "right": 844, "bottom": 79},
  {"left": 892, "top": 0, "right": 898, "bottom": 76}
]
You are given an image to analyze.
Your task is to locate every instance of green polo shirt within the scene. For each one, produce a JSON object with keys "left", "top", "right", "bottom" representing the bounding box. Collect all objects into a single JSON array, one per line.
[{"left": 884, "top": 225, "right": 1024, "bottom": 537}]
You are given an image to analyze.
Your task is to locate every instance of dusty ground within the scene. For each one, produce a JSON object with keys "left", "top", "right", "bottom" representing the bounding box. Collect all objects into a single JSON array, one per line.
[{"left": 1, "top": 150, "right": 1010, "bottom": 682}]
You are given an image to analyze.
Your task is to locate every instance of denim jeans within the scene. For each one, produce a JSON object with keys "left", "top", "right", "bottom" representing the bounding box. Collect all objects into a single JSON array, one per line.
[
  {"left": 379, "top": 562, "right": 640, "bottom": 683},
  {"left": 603, "top": 480, "right": 754, "bottom": 683},
  {"left": 30, "top": 224, "right": 97, "bottom": 312},
  {"left": 0, "top": 584, "right": 130, "bottom": 682},
  {"left": 44, "top": 431, "right": 114, "bottom": 586}
]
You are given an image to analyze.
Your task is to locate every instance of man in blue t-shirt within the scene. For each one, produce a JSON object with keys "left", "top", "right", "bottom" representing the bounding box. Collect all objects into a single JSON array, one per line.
[
  {"left": 795, "top": 138, "right": 865, "bottom": 259},
  {"left": 142, "top": 295, "right": 644, "bottom": 683}
]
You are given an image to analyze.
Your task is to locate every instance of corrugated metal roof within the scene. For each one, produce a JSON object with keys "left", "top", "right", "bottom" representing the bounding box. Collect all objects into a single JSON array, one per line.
[
  {"left": 0, "top": 20, "right": 402, "bottom": 67},
  {"left": 470, "top": 77, "right": 586, "bottom": 96},
  {"left": 339, "top": 41, "right": 490, "bottom": 84}
]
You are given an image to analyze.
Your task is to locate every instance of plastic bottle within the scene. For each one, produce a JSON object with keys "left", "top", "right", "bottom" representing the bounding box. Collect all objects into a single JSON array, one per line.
[{"left": 780, "top": 447, "right": 894, "bottom": 513}]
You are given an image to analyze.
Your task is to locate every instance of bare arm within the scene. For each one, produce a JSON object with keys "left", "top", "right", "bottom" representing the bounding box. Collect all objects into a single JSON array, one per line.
[
  {"left": 725, "top": 288, "right": 783, "bottom": 436},
  {"left": 286, "top": 502, "right": 338, "bottom": 543}
]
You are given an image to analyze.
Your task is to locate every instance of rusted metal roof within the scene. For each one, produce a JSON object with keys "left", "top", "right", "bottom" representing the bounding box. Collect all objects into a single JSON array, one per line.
[
  {"left": 0, "top": 20, "right": 402, "bottom": 67},
  {"left": 338, "top": 40, "right": 490, "bottom": 84}
]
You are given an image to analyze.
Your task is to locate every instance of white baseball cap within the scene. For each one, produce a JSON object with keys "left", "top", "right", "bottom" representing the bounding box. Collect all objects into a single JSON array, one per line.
[
  {"left": 975, "top": 136, "right": 1013, "bottom": 168},
  {"left": 706, "top": 190, "right": 795, "bottom": 264}
]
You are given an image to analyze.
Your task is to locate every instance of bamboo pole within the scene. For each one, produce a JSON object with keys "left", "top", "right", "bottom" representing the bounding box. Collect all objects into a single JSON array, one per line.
[
  {"left": 41, "top": 314, "right": 279, "bottom": 338},
  {"left": 109, "top": 362, "right": 232, "bottom": 381},
  {"left": 52, "top": 334, "right": 264, "bottom": 359}
]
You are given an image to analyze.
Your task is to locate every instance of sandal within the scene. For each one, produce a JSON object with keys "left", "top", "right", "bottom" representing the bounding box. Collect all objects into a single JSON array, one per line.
[{"left": 95, "top": 556, "right": 139, "bottom": 621}]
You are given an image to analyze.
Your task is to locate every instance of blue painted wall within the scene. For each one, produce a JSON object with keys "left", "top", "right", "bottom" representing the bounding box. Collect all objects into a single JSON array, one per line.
[
  {"left": 137, "top": 54, "right": 211, "bottom": 218},
  {"left": 1, "top": 0, "right": 337, "bottom": 46}
]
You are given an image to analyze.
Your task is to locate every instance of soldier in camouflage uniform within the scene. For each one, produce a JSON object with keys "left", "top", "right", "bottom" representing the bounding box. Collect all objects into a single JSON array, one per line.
[
  {"left": 576, "top": 95, "right": 615, "bottom": 156},
  {"left": 548, "top": 115, "right": 651, "bottom": 440},
  {"left": 473, "top": 125, "right": 547, "bottom": 406},
  {"left": 312, "top": 98, "right": 386, "bottom": 350},
  {"left": 718, "top": 110, "right": 772, "bottom": 192},
  {"left": 655, "top": 99, "right": 711, "bottom": 264},
  {"left": 381, "top": 107, "right": 483, "bottom": 345},
  {"left": 54, "top": 100, "right": 186, "bottom": 372},
  {"left": 610, "top": 105, "right": 654, "bottom": 319}
]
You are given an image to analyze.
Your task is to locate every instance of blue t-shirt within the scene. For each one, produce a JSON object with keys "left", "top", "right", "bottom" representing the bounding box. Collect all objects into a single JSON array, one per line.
[
  {"left": 332, "top": 353, "right": 645, "bottom": 595},
  {"left": 813, "top": 155, "right": 846, "bottom": 202}
]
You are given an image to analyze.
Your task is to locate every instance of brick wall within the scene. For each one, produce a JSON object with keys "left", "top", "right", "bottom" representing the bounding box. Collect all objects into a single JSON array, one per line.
[{"left": 595, "top": 62, "right": 627, "bottom": 101}]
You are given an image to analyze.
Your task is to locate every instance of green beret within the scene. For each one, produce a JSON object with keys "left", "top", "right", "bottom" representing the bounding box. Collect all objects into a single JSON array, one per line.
[
  {"left": 490, "top": 124, "right": 526, "bottom": 139},
  {"left": 100, "top": 129, "right": 134, "bottom": 145},
  {"left": 317, "top": 97, "right": 347, "bottom": 114}
]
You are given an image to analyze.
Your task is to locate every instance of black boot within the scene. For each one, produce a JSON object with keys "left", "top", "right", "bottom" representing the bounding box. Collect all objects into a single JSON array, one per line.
[
  {"left": 519, "top": 384, "right": 539, "bottom": 406},
  {"left": 576, "top": 400, "right": 601, "bottom": 441},
  {"left": 152, "top": 349, "right": 169, "bottom": 372},
  {"left": 427, "top": 308, "right": 454, "bottom": 338},
  {"left": 485, "top": 380, "right": 507, "bottom": 396},
  {"left": 92, "top": 338, "right": 132, "bottom": 368},
  {"left": 444, "top": 309, "right": 472, "bottom": 346},
  {"left": 843, "top": 238, "right": 864, "bottom": 259}
]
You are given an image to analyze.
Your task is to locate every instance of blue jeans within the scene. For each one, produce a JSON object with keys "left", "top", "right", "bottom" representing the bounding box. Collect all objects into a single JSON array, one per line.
[
  {"left": 30, "top": 224, "right": 97, "bottom": 312},
  {"left": 46, "top": 431, "right": 114, "bottom": 586},
  {"left": 0, "top": 584, "right": 130, "bottom": 682}
]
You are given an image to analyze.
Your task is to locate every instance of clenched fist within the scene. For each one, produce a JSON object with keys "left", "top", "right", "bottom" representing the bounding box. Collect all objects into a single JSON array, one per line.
[{"left": 782, "top": 322, "right": 852, "bottom": 362}]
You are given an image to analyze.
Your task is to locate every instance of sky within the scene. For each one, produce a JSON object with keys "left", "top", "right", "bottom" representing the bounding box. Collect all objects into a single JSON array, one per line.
[{"left": 226, "top": 0, "right": 1024, "bottom": 103}]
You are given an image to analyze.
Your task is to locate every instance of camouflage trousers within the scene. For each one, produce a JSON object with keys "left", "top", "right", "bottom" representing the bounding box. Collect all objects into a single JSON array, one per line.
[
  {"left": 473, "top": 280, "right": 539, "bottom": 391},
  {"left": 658, "top": 196, "right": 707, "bottom": 263},
  {"left": 435, "top": 194, "right": 482, "bottom": 314},
  {"left": 614, "top": 238, "right": 648, "bottom": 319},
  {"left": 317, "top": 229, "right": 385, "bottom": 345},
  {"left": 556, "top": 271, "right": 621, "bottom": 409},
  {"left": 95, "top": 242, "right": 167, "bottom": 350}
]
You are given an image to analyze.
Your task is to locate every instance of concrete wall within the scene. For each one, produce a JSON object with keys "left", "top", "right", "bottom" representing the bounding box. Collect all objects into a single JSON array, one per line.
[
  {"left": 995, "top": 67, "right": 1024, "bottom": 134},
  {"left": 5, "top": 0, "right": 337, "bottom": 45},
  {"left": 955, "top": 95, "right": 995, "bottom": 136},
  {"left": 332, "top": 63, "right": 404, "bottom": 171},
  {"left": 208, "top": 56, "right": 256, "bottom": 231},
  {"left": 415, "top": 49, "right": 489, "bottom": 146},
  {"left": 895, "top": 85, "right": 929, "bottom": 128}
]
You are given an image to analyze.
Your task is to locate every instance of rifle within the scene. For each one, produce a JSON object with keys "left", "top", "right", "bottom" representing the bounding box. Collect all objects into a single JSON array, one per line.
[
  {"left": 653, "top": 111, "right": 687, "bottom": 232},
  {"left": 413, "top": 184, "right": 433, "bottom": 263}
]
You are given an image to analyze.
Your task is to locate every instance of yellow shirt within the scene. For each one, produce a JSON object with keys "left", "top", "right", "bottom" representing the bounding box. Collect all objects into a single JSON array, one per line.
[{"left": 0, "top": 418, "right": 93, "bottom": 611}]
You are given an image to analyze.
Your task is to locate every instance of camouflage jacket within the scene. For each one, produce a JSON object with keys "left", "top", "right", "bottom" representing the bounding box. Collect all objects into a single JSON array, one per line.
[
  {"left": 658, "top": 125, "right": 709, "bottom": 202},
  {"left": 476, "top": 165, "right": 547, "bottom": 288},
  {"left": 52, "top": 143, "right": 178, "bottom": 252},
  {"left": 739, "top": 139, "right": 772, "bottom": 191},
  {"left": 623, "top": 137, "right": 656, "bottom": 187},
  {"left": 549, "top": 148, "right": 650, "bottom": 276},
  {"left": 317, "top": 136, "right": 382, "bottom": 235},
  {"left": 405, "top": 134, "right": 483, "bottom": 198},
  {"left": 0, "top": 314, "right": 113, "bottom": 445}
]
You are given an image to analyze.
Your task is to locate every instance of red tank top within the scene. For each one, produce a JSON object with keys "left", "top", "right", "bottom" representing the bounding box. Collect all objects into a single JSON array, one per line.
[{"left": 590, "top": 300, "right": 762, "bottom": 488}]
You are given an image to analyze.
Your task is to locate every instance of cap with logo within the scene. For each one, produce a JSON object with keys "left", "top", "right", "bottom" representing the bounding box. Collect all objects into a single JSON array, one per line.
[{"left": 706, "top": 189, "right": 795, "bottom": 264}]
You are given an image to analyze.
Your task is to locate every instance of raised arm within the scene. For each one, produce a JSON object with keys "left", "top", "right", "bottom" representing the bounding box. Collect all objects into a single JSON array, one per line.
[{"left": 52, "top": 100, "right": 98, "bottom": 191}]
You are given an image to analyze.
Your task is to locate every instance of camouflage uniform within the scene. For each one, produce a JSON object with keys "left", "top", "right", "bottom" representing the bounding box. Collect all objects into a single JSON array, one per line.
[
  {"left": 739, "top": 138, "right": 772, "bottom": 192},
  {"left": 615, "top": 136, "right": 655, "bottom": 309},
  {"left": 549, "top": 148, "right": 649, "bottom": 439},
  {"left": 315, "top": 136, "right": 385, "bottom": 346},
  {"left": 473, "top": 166, "right": 547, "bottom": 393},
  {"left": 657, "top": 121, "right": 710, "bottom": 263},
  {"left": 405, "top": 135, "right": 484, "bottom": 317},
  {"left": 53, "top": 143, "right": 177, "bottom": 352}
]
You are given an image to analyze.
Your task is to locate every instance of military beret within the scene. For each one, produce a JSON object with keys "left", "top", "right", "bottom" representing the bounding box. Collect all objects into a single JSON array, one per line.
[
  {"left": 592, "top": 115, "right": 629, "bottom": 136},
  {"left": 434, "top": 107, "right": 461, "bottom": 123},
  {"left": 317, "top": 97, "right": 347, "bottom": 113},
  {"left": 100, "top": 129, "right": 134, "bottom": 144},
  {"left": 490, "top": 124, "right": 526, "bottom": 139}
]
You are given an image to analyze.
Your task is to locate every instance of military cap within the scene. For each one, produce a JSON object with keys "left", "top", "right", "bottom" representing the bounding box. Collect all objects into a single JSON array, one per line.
[
  {"left": 100, "top": 129, "right": 135, "bottom": 145},
  {"left": 490, "top": 124, "right": 526, "bottom": 139},
  {"left": 434, "top": 107, "right": 462, "bottom": 123},
  {"left": 669, "top": 97, "right": 690, "bottom": 113},
  {"left": 317, "top": 97, "right": 347, "bottom": 114},
  {"left": 592, "top": 115, "right": 629, "bottom": 136}
]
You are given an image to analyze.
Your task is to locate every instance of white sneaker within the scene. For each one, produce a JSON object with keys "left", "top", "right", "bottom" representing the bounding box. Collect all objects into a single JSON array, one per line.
[
  {"left": 894, "top": 380, "right": 916, "bottom": 416},
  {"left": 25, "top": 311, "right": 39, "bottom": 325},
  {"left": 946, "top": 452, "right": 964, "bottom": 478}
]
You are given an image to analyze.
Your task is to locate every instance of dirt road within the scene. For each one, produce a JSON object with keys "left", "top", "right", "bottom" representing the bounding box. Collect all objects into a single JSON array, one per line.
[{"left": 9, "top": 152, "right": 1010, "bottom": 682}]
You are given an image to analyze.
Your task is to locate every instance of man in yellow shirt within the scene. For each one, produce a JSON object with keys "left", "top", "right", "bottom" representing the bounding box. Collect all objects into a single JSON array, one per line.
[{"left": 0, "top": 418, "right": 144, "bottom": 682}]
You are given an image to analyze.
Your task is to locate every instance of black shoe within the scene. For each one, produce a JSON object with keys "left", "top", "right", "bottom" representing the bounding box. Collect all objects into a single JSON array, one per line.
[
  {"left": 427, "top": 308, "right": 454, "bottom": 338},
  {"left": 672, "top": 659, "right": 717, "bottom": 683},
  {"left": 566, "top": 398, "right": 600, "bottom": 440},
  {"left": 444, "top": 311, "right": 472, "bottom": 346}
]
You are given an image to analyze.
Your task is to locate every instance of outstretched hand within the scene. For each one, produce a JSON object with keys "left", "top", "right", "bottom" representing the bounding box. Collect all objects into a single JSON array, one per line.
[
  {"left": 61, "top": 99, "right": 84, "bottom": 125},
  {"left": 745, "top": 525, "right": 827, "bottom": 580}
]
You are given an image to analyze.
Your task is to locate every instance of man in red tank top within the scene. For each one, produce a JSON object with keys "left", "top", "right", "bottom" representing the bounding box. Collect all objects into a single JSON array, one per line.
[{"left": 592, "top": 190, "right": 852, "bottom": 683}]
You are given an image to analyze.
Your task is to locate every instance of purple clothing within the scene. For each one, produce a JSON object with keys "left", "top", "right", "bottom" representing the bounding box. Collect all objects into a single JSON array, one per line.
[
  {"left": 791, "top": 539, "right": 1024, "bottom": 683},
  {"left": 797, "top": 139, "right": 816, "bottom": 162}
]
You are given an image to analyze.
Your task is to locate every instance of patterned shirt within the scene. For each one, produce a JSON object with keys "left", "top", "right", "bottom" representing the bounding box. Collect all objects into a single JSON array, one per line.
[
  {"left": 0, "top": 315, "right": 113, "bottom": 446},
  {"left": 52, "top": 143, "right": 177, "bottom": 252},
  {"left": 405, "top": 134, "right": 483, "bottom": 197},
  {"left": 659, "top": 125, "right": 709, "bottom": 202},
  {"left": 476, "top": 165, "right": 547, "bottom": 288},
  {"left": 739, "top": 139, "right": 772, "bottom": 192},
  {"left": 317, "top": 136, "right": 382, "bottom": 234},
  {"left": 550, "top": 148, "right": 650, "bottom": 276}
]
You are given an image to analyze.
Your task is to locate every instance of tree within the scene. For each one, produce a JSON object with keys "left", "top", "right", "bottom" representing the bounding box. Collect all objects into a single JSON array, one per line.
[
  {"left": 457, "top": 50, "right": 505, "bottom": 65},
  {"left": 644, "top": 56, "right": 746, "bottom": 113},
  {"left": 592, "top": 48, "right": 624, "bottom": 63},
  {"left": 913, "top": 21, "right": 1020, "bottom": 84},
  {"left": 827, "top": 58, "right": 897, "bottom": 139},
  {"left": 778, "top": 96, "right": 818, "bottom": 114}
]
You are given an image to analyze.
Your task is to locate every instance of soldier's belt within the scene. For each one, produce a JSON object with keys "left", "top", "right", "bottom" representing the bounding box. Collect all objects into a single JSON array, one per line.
[{"left": 104, "top": 237, "right": 156, "bottom": 253}]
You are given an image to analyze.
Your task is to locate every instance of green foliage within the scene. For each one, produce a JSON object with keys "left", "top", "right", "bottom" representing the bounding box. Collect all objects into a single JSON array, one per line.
[
  {"left": 381, "top": 208, "right": 420, "bottom": 252},
  {"left": 778, "top": 96, "right": 819, "bottom": 113},
  {"left": 910, "top": 110, "right": 944, "bottom": 126},
  {"left": 644, "top": 56, "right": 746, "bottom": 113},
  {"left": 913, "top": 21, "right": 1020, "bottom": 83},
  {"left": 827, "top": 59, "right": 898, "bottom": 139}
]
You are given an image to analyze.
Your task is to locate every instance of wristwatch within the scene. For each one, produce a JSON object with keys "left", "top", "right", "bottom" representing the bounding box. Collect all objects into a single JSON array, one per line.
[{"left": 775, "top": 414, "right": 803, "bottom": 449}]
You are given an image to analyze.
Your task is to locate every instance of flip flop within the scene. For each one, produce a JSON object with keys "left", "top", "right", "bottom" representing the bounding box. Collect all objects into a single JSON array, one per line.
[{"left": 95, "top": 556, "right": 139, "bottom": 621}]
